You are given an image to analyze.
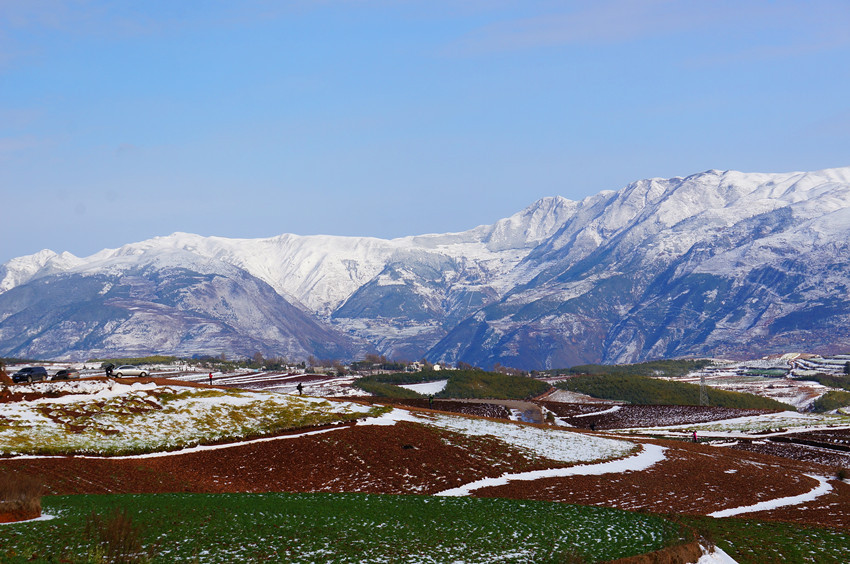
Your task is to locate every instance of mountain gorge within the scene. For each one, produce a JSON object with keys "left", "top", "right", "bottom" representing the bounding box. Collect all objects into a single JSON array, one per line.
[{"left": 2, "top": 167, "right": 849, "bottom": 368}]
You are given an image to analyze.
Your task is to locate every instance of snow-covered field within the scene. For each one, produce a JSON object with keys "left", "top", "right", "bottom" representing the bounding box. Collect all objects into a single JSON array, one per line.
[
  {"left": 673, "top": 359, "right": 842, "bottom": 411},
  {"left": 1, "top": 379, "right": 642, "bottom": 475},
  {"left": 357, "top": 408, "right": 637, "bottom": 466},
  {"left": 620, "top": 410, "right": 850, "bottom": 439},
  {"left": 175, "top": 370, "right": 367, "bottom": 397},
  {"left": 0, "top": 380, "right": 381, "bottom": 456}
]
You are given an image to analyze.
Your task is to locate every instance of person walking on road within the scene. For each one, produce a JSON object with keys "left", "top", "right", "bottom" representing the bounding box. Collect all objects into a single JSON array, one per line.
[{"left": 209, "top": 372, "right": 213, "bottom": 385}]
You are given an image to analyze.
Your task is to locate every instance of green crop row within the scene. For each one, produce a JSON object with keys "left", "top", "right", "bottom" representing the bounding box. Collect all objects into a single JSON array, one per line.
[
  {"left": 5, "top": 493, "right": 848, "bottom": 563},
  {"left": 678, "top": 515, "right": 850, "bottom": 564},
  {"left": 1, "top": 493, "right": 687, "bottom": 563}
]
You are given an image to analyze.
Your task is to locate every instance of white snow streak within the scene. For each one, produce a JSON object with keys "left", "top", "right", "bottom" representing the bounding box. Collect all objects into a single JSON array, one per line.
[
  {"left": 708, "top": 474, "right": 832, "bottom": 518},
  {"left": 573, "top": 405, "right": 622, "bottom": 418},
  {"left": 435, "top": 444, "right": 666, "bottom": 496}
]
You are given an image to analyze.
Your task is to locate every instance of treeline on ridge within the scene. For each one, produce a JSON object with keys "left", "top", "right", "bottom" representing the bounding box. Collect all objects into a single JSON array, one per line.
[
  {"left": 794, "top": 373, "right": 850, "bottom": 393},
  {"left": 810, "top": 390, "right": 850, "bottom": 413},
  {"left": 354, "top": 370, "right": 550, "bottom": 401},
  {"left": 559, "top": 359, "right": 713, "bottom": 378},
  {"left": 556, "top": 374, "right": 790, "bottom": 410}
]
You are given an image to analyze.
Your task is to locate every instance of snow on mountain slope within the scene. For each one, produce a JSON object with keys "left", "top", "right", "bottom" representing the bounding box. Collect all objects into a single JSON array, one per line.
[
  {"left": 428, "top": 167, "right": 850, "bottom": 368},
  {"left": 0, "top": 250, "right": 84, "bottom": 293},
  {"left": 0, "top": 195, "right": 578, "bottom": 360},
  {"left": 2, "top": 166, "right": 850, "bottom": 366},
  {"left": 506, "top": 167, "right": 850, "bottom": 294},
  {"left": 0, "top": 247, "right": 367, "bottom": 361},
  {"left": 0, "top": 196, "right": 577, "bottom": 316}
]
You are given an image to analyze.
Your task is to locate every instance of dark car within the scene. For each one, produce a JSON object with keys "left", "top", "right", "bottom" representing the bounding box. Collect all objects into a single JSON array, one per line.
[
  {"left": 52, "top": 368, "right": 80, "bottom": 380},
  {"left": 12, "top": 366, "right": 48, "bottom": 383}
]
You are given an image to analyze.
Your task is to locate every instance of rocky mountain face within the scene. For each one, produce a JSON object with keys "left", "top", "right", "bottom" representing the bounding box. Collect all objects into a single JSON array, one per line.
[{"left": 2, "top": 167, "right": 849, "bottom": 368}]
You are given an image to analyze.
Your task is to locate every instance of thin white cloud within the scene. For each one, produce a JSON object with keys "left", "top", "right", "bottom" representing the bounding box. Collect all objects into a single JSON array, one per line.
[
  {"left": 446, "top": 0, "right": 850, "bottom": 57},
  {"left": 447, "top": 0, "right": 710, "bottom": 53}
]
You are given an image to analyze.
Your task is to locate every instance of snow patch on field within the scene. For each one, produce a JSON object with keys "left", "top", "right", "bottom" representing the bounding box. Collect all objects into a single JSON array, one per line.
[
  {"left": 709, "top": 474, "right": 832, "bottom": 518},
  {"left": 398, "top": 379, "right": 448, "bottom": 395},
  {"left": 697, "top": 545, "right": 739, "bottom": 564},
  {"left": 436, "top": 444, "right": 665, "bottom": 496},
  {"left": 360, "top": 409, "right": 636, "bottom": 467},
  {"left": 0, "top": 380, "right": 378, "bottom": 456},
  {"left": 621, "top": 410, "right": 850, "bottom": 438},
  {"left": 424, "top": 413, "right": 634, "bottom": 464},
  {"left": 574, "top": 405, "right": 621, "bottom": 418},
  {"left": 0, "top": 513, "right": 56, "bottom": 526}
]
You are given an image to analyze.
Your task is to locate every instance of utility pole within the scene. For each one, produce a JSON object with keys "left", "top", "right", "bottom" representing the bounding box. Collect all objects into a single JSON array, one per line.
[{"left": 699, "top": 373, "right": 709, "bottom": 406}]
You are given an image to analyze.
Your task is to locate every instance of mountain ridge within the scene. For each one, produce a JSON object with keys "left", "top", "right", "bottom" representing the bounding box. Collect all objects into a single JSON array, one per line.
[{"left": 2, "top": 166, "right": 849, "bottom": 366}]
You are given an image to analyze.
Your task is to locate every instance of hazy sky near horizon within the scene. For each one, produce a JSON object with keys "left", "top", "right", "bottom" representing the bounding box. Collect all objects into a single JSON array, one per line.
[{"left": 2, "top": 1, "right": 848, "bottom": 263}]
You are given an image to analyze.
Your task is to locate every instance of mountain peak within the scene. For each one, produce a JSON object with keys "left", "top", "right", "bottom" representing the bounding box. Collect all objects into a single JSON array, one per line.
[{"left": 3, "top": 166, "right": 850, "bottom": 367}]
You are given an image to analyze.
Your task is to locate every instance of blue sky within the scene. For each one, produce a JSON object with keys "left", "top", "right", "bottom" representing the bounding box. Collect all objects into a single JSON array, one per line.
[{"left": 2, "top": 0, "right": 848, "bottom": 263}]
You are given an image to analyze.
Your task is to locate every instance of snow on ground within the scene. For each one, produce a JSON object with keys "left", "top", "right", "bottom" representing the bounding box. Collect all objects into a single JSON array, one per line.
[
  {"left": 672, "top": 368, "right": 830, "bottom": 410},
  {"left": 697, "top": 546, "right": 739, "bottom": 564},
  {"left": 2, "top": 384, "right": 637, "bottom": 472},
  {"left": 174, "top": 370, "right": 367, "bottom": 397},
  {"left": 620, "top": 410, "right": 850, "bottom": 439},
  {"left": 0, "top": 513, "right": 56, "bottom": 526},
  {"left": 398, "top": 379, "right": 448, "bottom": 395},
  {"left": 436, "top": 444, "right": 665, "bottom": 496},
  {"left": 8, "top": 426, "right": 350, "bottom": 461},
  {"left": 544, "top": 388, "right": 624, "bottom": 404},
  {"left": 573, "top": 405, "right": 621, "bottom": 418},
  {"left": 423, "top": 412, "right": 635, "bottom": 463},
  {"left": 708, "top": 474, "right": 832, "bottom": 518},
  {"left": 361, "top": 408, "right": 637, "bottom": 467},
  {"left": 6, "top": 379, "right": 158, "bottom": 398},
  {"left": 0, "top": 380, "right": 378, "bottom": 456}
]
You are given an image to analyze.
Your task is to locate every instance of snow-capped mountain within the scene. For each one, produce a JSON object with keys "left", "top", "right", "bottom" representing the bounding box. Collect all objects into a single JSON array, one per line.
[
  {"left": 429, "top": 167, "right": 850, "bottom": 368},
  {"left": 2, "top": 167, "right": 849, "bottom": 367}
]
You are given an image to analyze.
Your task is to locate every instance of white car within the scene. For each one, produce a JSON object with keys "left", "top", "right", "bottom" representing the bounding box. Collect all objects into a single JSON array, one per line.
[{"left": 113, "top": 365, "right": 150, "bottom": 378}]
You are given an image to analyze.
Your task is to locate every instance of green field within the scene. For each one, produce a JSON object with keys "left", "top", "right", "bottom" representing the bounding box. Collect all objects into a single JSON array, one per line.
[
  {"left": 5, "top": 494, "right": 849, "bottom": 563},
  {"left": 354, "top": 369, "right": 550, "bottom": 400},
  {"left": 811, "top": 390, "right": 850, "bottom": 413},
  {"left": 1, "top": 493, "right": 687, "bottom": 563},
  {"left": 557, "top": 374, "right": 790, "bottom": 410},
  {"left": 679, "top": 516, "right": 850, "bottom": 564}
]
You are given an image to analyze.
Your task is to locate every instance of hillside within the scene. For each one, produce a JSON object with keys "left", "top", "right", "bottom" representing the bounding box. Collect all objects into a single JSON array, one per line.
[
  {"left": 354, "top": 370, "right": 550, "bottom": 400},
  {"left": 555, "top": 374, "right": 791, "bottom": 410},
  {"left": 1, "top": 376, "right": 850, "bottom": 561}
]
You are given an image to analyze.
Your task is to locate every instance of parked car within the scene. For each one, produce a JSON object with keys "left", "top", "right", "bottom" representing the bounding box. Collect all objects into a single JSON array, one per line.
[
  {"left": 113, "top": 365, "right": 149, "bottom": 378},
  {"left": 52, "top": 368, "right": 80, "bottom": 380},
  {"left": 12, "top": 366, "right": 48, "bottom": 383}
]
